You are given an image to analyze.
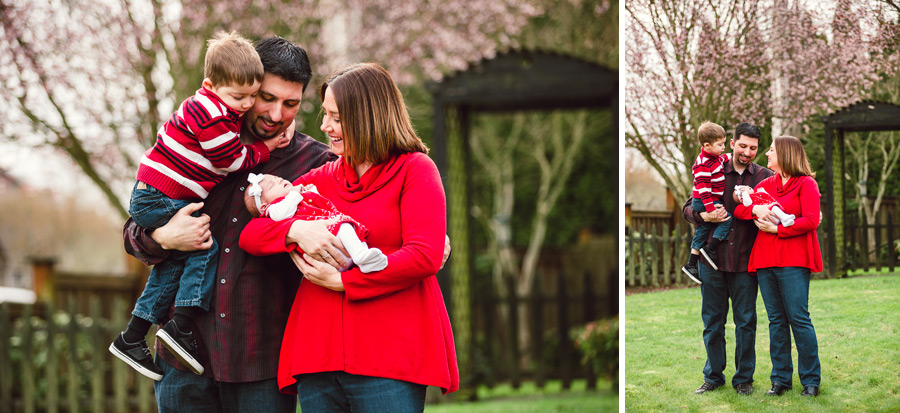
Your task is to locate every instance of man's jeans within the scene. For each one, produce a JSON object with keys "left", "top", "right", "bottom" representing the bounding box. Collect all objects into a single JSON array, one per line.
[
  {"left": 691, "top": 198, "right": 734, "bottom": 250},
  {"left": 699, "top": 263, "right": 757, "bottom": 387},
  {"left": 153, "top": 356, "right": 295, "bottom": 413},
  {"left": 129, "top": 182, "right": 218, "bottom": 322},
  {"left": 757, "top": 266, "right": 821, "bottom": 388},
  {"left": 296, "top": 371, "right": 427, "bottom": 413}
]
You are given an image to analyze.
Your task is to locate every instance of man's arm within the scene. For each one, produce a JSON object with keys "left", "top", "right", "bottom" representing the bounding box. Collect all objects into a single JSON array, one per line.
[
  {"left": 681, "top": 197, "right": 729, "bottom": 226},
  {"left": 123, "top": 202, "right": 213, "bottom": 265}
]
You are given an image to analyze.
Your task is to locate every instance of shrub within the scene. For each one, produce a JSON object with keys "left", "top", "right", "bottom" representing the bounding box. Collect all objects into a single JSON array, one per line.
[{"left": 572, "top": 316, "right": 618, "bottom": 389}]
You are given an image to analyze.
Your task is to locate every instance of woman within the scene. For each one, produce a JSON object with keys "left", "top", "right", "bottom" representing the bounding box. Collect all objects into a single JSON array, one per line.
[
  {"left": 239, "top": 62, "right": 458, "bottom": 411},
  {"left": 734, "top": 135, "right": 822, "bottom": 397}
]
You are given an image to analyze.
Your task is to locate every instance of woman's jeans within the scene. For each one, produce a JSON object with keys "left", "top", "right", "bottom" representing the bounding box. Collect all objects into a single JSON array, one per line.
[
  {"left": 757, "top": 266, "right": 821, "bottom": 388},
  {"left": 296, "top": 372, "right": 426, "bottom": 413}
]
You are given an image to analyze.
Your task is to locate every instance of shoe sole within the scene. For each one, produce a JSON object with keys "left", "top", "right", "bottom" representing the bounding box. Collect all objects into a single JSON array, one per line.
[
  {"left": 108, "top": 343, "right": 164, "bottom": 381},
  {"left": 156, "top": 329, "right": 204, "bottom": 375},
  {"left": 681, "top": 267, "right": 702, "bottom": 284},
  {"left": 699, "top": 248, "right": 719, "bottom": 271}
]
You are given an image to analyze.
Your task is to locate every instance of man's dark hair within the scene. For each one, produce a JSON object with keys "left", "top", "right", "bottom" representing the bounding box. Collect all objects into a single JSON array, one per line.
[
  {"left": 733, "top": 122, "right": 761, "bottom": 141},
  {"left": 256, "top": 36, "right": 312, "bottom": 91}
]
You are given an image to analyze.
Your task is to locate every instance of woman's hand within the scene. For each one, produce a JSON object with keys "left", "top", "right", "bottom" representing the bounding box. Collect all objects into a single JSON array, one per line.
[
  {"left": 291, "top": 252, "right": 345, "bottom": 291},
  {"left": 754, "top": 217, "right": 778, "bottom": 234},
  {"left": 752, "top": 205, "right": 774, "bottom": 223},
  {"left": 286, "top": 219, "right": 349, "bottom": 269}
]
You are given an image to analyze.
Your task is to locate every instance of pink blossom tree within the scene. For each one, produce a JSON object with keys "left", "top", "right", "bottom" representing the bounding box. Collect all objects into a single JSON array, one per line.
[
  {"left": 0, "top": 0, "right": 540, "bottom": 217},
  {"left": 625, "top": 0, "right": 899, "bottom": 201}
]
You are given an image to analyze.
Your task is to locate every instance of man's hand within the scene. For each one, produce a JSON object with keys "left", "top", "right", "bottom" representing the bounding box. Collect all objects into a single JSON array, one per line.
[
  {"left": 151, "top": 202, "right": 213, "bottom": 251},
  {"left": 700, "top": 205, "right": 730, "bottom": 223},
  {"left": 441, "top": 235, "right": 451, "bottom": 269},
  {"left": 286, "top": 219, "right": 349, "bottom": 269}
]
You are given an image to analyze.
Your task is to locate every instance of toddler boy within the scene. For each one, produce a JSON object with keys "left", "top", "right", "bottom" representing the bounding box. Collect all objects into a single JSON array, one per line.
[
  {"left": 682, "top": 121, "right": 733, "bottom": 284},
  {"left": 110, "top": 31, "right": 288, "bottom": 380}
]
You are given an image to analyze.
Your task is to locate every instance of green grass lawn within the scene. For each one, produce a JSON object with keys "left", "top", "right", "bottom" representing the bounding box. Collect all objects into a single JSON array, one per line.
[
  {"left": 426, "top": 379, "right": 617, "bottom": 412},
  {"left": 625, "top": 274, "right": 900, "bottom": 412}
]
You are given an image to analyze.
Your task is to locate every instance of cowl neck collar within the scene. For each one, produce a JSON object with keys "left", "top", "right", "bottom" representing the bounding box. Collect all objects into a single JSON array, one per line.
[
  {"left": 326, "top": 153, "right": 413, "bottom": 202},
  {"left": 774, "top": 174, "right": 804, "bottom": 195}
]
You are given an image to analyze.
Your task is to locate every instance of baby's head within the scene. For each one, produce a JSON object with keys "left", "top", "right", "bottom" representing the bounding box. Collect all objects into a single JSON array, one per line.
[
  {"left": 697, "top": 121, "right": 727, "bottom": 156},
  {"left": 244, "top": 173, "right": 295, "bottom": 217},
  {"left": 202, "top": 31, "right": 264, "bottom": 114}
]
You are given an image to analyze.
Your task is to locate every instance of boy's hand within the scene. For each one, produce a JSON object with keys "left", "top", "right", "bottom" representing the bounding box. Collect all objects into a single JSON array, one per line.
[{"left": 264, "top": 120, "right": 295, "bottom": 151}]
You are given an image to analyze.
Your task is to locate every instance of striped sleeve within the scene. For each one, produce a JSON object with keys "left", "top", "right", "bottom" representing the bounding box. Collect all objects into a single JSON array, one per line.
[{"left": 189, "top": 96, "right": 270, "bottom": 172}]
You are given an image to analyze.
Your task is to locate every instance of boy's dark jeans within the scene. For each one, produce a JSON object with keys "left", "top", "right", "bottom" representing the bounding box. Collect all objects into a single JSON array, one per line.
[
  {"left": 690, "top": 198, "right": 733, "bottom": 250},
  {"left": 129, "top": 182, "right": 218, "bottom": 323}
]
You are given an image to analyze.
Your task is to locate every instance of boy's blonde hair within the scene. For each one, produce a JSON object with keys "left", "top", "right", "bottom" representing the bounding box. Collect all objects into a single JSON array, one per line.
[
  {"left": 205, "top": 31, "right": 264, "bottom": 87},
  {"left": 697, "top": 121, "right": 726, "bottom": 146}
]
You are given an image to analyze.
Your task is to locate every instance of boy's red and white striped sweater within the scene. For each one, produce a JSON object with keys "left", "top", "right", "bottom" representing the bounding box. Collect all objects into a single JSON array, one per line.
[
  {"left": 691, "top": 149, "right": 731, "bottom": 213},
  {"left": 136, "top": 87, "right": 270, "bottom": 200}
]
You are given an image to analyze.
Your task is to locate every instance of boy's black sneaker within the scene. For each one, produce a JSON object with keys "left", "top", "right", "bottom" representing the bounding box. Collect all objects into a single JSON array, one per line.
[
  {"left": 156, "top": 319, "right": 205, "bottom": 375},
  {"left": 109, "top": 333, "right": 164, "bottom": 381},
  {"left": 699, "top": 246, "right": 720, "bottom": 271},
  {"left": 681, "top": 264, "right": 702, "bottom": 284}
]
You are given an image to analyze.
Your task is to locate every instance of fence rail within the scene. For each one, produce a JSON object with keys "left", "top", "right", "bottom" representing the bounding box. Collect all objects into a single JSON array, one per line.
[
  {"left": 844, "top": 213, "right": 899, "bottom": 272},
  {"left": 0, "top": 299, "right": 155, "bottom": 413},
  {"left": 471, "top": 269, "right": 616, "bottom": 390},
  {"left": 625, "top": 227, "right": 694, "bottom": 287}
]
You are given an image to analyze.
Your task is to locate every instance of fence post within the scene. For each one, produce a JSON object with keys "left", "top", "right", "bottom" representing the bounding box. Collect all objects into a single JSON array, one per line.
[
  {"left": 583, "top": 271, "right": 597, "bottom": 390},
  {"left": 557, "top": 272, "right": 572, "bottom": 390},
  {"left": 0, "top": 303, "right": 11, "bottom": 413},
  {"left": 627, "top": 231, "right": 635, "bottom": 286},
  {"left": 90, "top": 300, "right": 104, "bottom": 413},
  {"left": 66, "top": 301, "right": 79, "bottom": 413},
  {"left": 112, "top": 298, "right": 127, "bottom": 412},
  {"left": 638, "top": 231, "right": 647, "bottom": 286},
  {"left": 530, "top": 274, "right": 545, "bottom": 389},
  {"left": 21, "top": 305, "right": 35, "bottom": 413},
  {"left": 505, "top": 277, "right": 521, "bottom": 389},
  {"left": 875, "top": 218, "right": 883, "bottom": 271},
  {"left": 888, "top": 214, "right": 896, "bottom": 272},
  {"left": 482, "top": 286, "right": 497, "bottom": 388},
  {"left": 45, "top": 301, "right": 59, "bottom": 413},
  {"left": 662, "top": 230, "right": 672, "bottom": 286}
]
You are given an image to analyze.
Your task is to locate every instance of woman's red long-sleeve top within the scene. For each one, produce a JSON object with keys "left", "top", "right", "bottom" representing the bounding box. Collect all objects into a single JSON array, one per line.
[
  {"left": 734, "top": 174, "right": 823, "bottom": 273},
  {"left": 239, "top": 152, "right": 459, "bottom": 395}
]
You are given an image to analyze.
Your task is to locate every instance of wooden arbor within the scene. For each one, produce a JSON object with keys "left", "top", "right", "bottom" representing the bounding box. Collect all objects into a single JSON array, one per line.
[
  {"left": 822, "top": 100, "right": 900, "bottom": 276},
  {"left": 425, "top": 49, "right": 617, "bottom": 383}
]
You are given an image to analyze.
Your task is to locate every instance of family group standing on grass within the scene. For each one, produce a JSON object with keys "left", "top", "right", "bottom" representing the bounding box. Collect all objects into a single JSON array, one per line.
[
  {"left": 682, "top": 122, "right": 823, "bottom": 397},
  {"left": 113, "top": 30, "right": 457, "bottom": 412}
]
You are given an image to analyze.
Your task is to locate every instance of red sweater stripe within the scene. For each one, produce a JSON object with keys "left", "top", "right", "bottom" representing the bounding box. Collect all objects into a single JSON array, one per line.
[
  {"left": 691, "top": 149, "right": 730, "bottom": 213},
  {"left": 136, "top": 87, "right": 270, "bottom": 200}
]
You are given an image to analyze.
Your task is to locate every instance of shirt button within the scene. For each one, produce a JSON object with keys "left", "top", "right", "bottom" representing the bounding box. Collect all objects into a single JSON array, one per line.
[
  {"left": 220, "top": 313, "right": 225, "bottom": 318},
  {"left": 232, "top": 218, "right": 238, "bottom": 223},
  {"left": 221, "top": 279, "right": 226, "bottom": 284},
  {"left": 224, "top": 248, "right": 230, "bottom": 253},
  {"left": 240, "top": 186, "right": 245, "bottom": 191}
]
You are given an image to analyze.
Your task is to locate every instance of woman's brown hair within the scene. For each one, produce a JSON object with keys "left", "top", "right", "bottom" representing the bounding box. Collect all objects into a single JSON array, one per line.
[
  {"left": 774, "top": 135, "right": 815, "bottom": 177},
  {"left": 319, "top": 63, "right": 428, "bottom": 168}
]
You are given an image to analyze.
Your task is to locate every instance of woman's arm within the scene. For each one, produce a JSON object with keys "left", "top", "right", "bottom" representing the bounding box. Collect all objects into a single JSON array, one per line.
[
  {"left": 776, "top": 177, "right": 820, "bottom": 238},
  {"left": 342, "top": 155, "right": 446, "bottom": 301}
]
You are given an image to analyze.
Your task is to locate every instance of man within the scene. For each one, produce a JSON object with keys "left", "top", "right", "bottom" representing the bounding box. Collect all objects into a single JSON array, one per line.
[
  {"left": 125, "top": 36, "right": 450, "bottom": 412},
  {"left": 682, "top": 122, "right": 773, "bottom": 397}
]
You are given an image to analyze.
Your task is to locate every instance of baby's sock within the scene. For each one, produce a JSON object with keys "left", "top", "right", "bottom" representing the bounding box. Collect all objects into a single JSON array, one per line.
[{"left": 338, "top": 223, "right": 388, "bottom": 273}]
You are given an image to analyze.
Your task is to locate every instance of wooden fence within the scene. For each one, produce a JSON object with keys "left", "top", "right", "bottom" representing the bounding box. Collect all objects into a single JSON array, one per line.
[
  {"left": 0, "top": 299, "right": 156, "bottom": 413},
  {"left": 471, "top": 269, "right": 617, "bottom": 390},
  {"left": 844, "top": 213, "right": 900, "bottom": 272},
  {"left": 624, "top": 226, "right": 695, "bottom": 287}
]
